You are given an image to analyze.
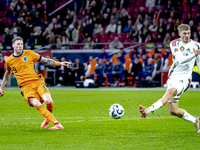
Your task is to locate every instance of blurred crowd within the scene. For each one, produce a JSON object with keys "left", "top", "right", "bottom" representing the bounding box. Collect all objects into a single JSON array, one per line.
[
  {"left": 1, "top": 0, "right": 200, "bottom": 87},
  {"left": 1, "top": 0, "right": 200, "bottom": 50}
]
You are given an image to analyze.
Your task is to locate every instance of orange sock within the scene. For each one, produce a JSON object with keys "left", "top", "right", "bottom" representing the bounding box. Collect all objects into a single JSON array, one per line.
[
  {"left": 37, "top": 105, "right": 57, "bottom": 123},
  {"left": 47, "top": 102, "right": 54, "bottom": 113}
]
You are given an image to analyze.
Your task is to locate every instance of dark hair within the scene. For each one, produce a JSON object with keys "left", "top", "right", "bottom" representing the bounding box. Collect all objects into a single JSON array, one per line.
[{"left": 12, "top": 37, "right": 23, "bottom": 44}]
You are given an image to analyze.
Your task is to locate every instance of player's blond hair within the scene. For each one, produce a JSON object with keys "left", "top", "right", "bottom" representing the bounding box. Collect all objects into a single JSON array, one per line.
[
  {"left": 178, "top": 24, "right": 190, "bottom": 32},
  {"left": 12, "top": 37, "right": 23, "bottom": 44}
]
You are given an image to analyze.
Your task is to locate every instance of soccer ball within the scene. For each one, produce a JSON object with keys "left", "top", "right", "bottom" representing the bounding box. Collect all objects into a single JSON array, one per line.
[{"left": 109, "top": 104, "right": 124, "bottom": 119}]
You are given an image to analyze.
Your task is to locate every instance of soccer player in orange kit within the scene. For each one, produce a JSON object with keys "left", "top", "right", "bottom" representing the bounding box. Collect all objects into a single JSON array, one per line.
[{"left": 0, "top": 37, "right": 71, "bottom": 130}]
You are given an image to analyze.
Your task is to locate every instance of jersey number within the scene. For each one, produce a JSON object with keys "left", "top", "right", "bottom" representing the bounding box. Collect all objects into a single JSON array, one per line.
[{"left": 12, "top": 67, "right": 17, "bottom": 73}]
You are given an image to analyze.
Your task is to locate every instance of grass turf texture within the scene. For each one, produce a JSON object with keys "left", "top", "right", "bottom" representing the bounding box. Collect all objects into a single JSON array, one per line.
[{"left": 0, "top": 90, "right": 199, "bottom": 150}]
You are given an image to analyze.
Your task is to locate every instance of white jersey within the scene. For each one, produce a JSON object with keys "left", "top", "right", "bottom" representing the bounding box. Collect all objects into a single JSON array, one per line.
[{"left": 168, "top": 38, "right": 200, "bottom": 79}]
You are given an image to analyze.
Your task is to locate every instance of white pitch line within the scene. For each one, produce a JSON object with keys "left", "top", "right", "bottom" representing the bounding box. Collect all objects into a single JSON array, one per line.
[
  {"left": 0, "top": 116, "right": 109, "bottom": 120},
  {"left": 0, "top": 116, "right": 176, "bottom": 120},
  {"left": 0, "top": 116, "right": 178, "bottom": 126}
]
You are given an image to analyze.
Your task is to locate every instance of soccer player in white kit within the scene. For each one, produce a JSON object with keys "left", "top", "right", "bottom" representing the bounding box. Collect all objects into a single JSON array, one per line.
[{"left": 139, "top": 24, "right": 200, "bottom": 133}]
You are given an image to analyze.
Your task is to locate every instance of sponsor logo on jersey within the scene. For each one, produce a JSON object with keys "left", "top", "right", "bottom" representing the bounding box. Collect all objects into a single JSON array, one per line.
[
  {"left": 22, "top": 56, "right": 28, "bottom": 63},
  {"left": 174, "top": 48, "right": 178, "bottom": 52},
  {"left": 180, "top": 46, "right": 185, "bottom": 51}
]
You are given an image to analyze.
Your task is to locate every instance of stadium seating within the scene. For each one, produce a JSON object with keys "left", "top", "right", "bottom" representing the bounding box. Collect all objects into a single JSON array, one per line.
[
  {"left": 135, "top": 0, "right": 143, "bottom": 6},
  {"left": 1, "top": 17, "right": 7, "bottom": 24},
  {"left": 183, "top": 6, "right": 190, "bottom": 12},
  {"left": 177, "top": 6, "right": 182, "bottom": 13},
  {"left": 118, "top": 33, "right": 126, "bottom": 39},
  {"left": 93, "top": 33, "right": 101, "bottom": 39},
  {"left": 124, "top": 39, "right": 131, "bottom": 42},
  {"left": 191, "top": 13, "right": 197, "bottom": 19},
  {"left": 86, "top": 9, "right": 91, "bottom": 15},
  {"left": 161, "top": 49, "right": 167, "bottom": 56},
  {"left": 133, "top": 13, "right": 138, "bottom": 19},
  {"left": 149, "top": 49, "right": 155, "bottom": 56},
  {"left": 167, "top": 53, "right": 173, "bottom": 67},
  {"left": 100, "top": 39, "right": 107, "bottom": 43},
  {"left": 101, "top": 33, "right": 109, "bottom": 40},
  {"left": 0, "top": 11, "right": 3, "bottom": 18},
  {"left": 107, "top": 39, "right": 113, "bottom": 43},
  {"left": 109, "top": 33, "right": 117, "bottom": 39},
  {"left": 118, "top": 37, "right": 124, "bottom": 42},
  {"left": 127, "top": 7, "right": 134, "bottom": 15},
  {"left": 124, "top": 54, "right": 130, "bottom": 59},
  {"left": 132, "top": 38, "right": 137, "bottom": 42},
  {"left": 191, "top": 6, "right": 198, "bottom": 13},
  {"left": 129, "top": 0, "right": 136, "bottom": 5},
  {"left": 89, "top": 59, "right": 97, "bottom": 75},
  {"left": 182, "top": 12, "right": 190, "bottom": 21},
  {"left": 134, "top": 6, "right": 140, "bottom": 13},
  {"left": 124, "top": 59, "right": 132, "bottom": 72},
  {"left": 159, "top": 6, "right": 165, "bottom": 12},
  {"left": 112, "top": 54, "right": 118, "bottom": 65},
  {"left": 152, "top": 32, "right": 158, "bottom": 39}
]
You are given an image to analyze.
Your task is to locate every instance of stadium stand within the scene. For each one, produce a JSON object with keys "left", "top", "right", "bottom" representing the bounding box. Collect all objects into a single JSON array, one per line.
[{"left": 1, "top": 0, "right": 200, "bottom": 87}]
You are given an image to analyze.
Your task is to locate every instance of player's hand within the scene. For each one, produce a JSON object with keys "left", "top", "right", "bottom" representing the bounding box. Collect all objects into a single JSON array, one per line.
[
  {"left": 0, "top": 88, "right": 4, "bottom": 97},
  {"left": 60, "top": 61, "right": 72, "bottom": 68},
  {"left": 194, "top": 49, "right": 200, "bottom": 56}
]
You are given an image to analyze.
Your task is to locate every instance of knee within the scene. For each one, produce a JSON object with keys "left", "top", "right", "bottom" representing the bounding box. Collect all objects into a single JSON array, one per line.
[
  {"left": 42, "top": 94, "right": 53, "bottom": 104},
  {"left": 29, "top": 98, "right": 41, "bottom": 108},
  {"left": 167, "top": 88, "right": 177, "bottom": 97}
]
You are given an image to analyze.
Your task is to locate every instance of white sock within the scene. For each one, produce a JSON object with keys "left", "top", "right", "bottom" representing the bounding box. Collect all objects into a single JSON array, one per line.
[
  {"left": 148, "top": 100, "right": 163, "bottom": 112},
  {"left": 182, "top": 111, "right": 196, "bottom": 124}
]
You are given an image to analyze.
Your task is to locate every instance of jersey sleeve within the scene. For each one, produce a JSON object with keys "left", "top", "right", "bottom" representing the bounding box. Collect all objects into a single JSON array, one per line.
[
  {"left": 170, "top": 41, "right": 195, "bottom": 64},
  {"left": 5, "top": 58, "right": 11, "bottom": 70},
  {"left": 28, "top": 50, "right": 42, "bottom": 62}
]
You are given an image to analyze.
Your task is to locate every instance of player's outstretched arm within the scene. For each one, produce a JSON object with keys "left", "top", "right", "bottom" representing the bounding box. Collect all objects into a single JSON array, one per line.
[
  {"left": 39, "top": 57, "right": 72, "bottom": 67},
  {"left": 0, "top": 69, "right": 12, "bottom": 97},
  {"left": 175, "top": 49, "right": 200, "bottom": 65}
]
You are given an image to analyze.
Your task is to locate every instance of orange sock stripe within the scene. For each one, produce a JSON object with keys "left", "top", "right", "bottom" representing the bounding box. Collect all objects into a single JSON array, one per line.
[
  {"left": 47, "top": 102, "right": 54, "bottom": 113},
  {"left": 37, "top": 105, "right": 57, "bottom": 123}
]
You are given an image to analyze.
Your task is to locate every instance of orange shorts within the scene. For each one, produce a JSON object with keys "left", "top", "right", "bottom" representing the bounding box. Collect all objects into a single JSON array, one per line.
[{"left": 21, "top": 80, "right": 50, "bottom": 106}]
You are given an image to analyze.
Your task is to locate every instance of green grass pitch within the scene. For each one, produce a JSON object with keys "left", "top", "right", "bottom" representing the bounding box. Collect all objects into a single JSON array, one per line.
[{"left": 0, "top": 89, "right": 200, "bottom": 150}]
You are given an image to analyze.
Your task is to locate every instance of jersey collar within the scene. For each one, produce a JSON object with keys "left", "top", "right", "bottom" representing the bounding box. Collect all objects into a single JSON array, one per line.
[{"left": 13, "top": 50, "right": 24, "bottom": 57}]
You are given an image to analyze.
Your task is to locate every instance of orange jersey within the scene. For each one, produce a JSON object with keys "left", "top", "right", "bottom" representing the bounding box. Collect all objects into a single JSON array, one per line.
[{"left": 5, "top": 50, "right": 42, "bottom": 87}]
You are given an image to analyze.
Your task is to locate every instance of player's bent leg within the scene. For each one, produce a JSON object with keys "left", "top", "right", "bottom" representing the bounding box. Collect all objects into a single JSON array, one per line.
[
  {"left": 29, "top": 97, "right": 63, "bottom": 129},
  {"left": 168, "top": 101, "right": 200, "bottom": 133},
  {"left": 41, "top": 94, "right": 64, "bottom": 130},
  {"left": 139, "top": 87, "right": 177, "bottom": 118},
  {"left": 167, "top": 101, "right": 185, "bottom": 117},
  {"left": 160, "top": 88, "right": 177, "bottom": 105},
  {"left": 40, "top": 94, "right": 54, "bottom": 128},
  {"left": 42, "top": 93, "right": 54, "bottom": 113}
]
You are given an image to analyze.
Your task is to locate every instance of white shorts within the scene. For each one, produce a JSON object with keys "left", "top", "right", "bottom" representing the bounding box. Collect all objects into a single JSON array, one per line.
[{"left": 167, "top": 75, "right": 191, "bottom": 102}]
